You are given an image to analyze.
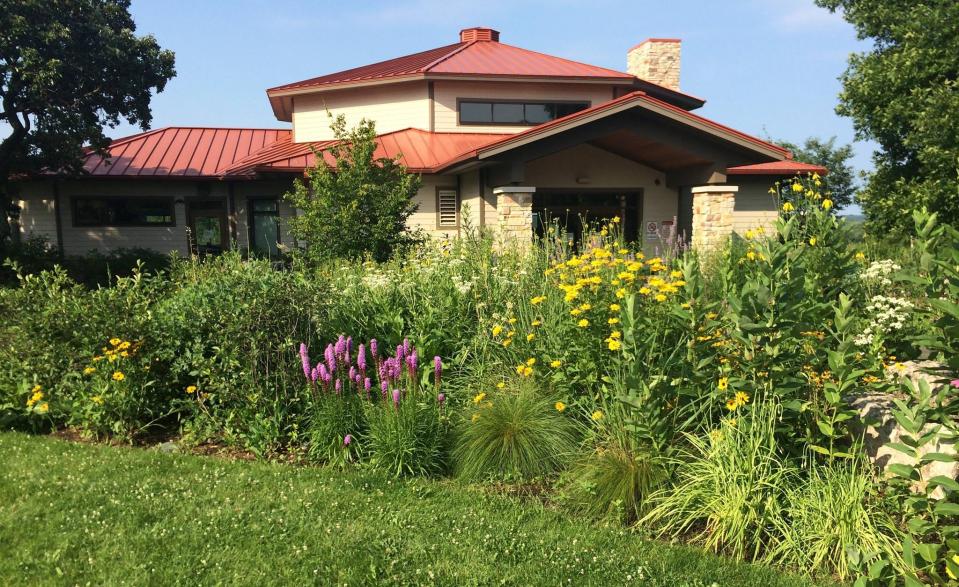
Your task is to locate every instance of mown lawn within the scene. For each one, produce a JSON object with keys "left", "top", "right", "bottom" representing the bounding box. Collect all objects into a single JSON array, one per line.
[{"left": 0, "top": 432, "right": 830, "bottom": 586}]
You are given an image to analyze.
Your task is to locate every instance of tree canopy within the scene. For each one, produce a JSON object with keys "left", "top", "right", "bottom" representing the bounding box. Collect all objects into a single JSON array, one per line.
[
  {"left": 0, "top": 0, "right": 176, "bottom": 243},
  {"left": 775, "top": 136, "right": 857, "bottom": 210},
  {"left": 284, "top": 115, "right": 423, "bottom": 263},
  {"left": 816, "top": 0, "right": 959, "bottom": 234}
]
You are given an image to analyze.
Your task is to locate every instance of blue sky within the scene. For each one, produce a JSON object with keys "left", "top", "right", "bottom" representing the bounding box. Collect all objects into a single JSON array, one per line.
[{"left": 118, "top": 1, "right": 873, "bottom": 212}]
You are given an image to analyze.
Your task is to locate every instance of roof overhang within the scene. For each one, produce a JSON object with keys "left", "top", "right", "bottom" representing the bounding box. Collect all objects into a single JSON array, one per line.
[{"left": 435, "top": 91, "right": 788, "bottom": 173}]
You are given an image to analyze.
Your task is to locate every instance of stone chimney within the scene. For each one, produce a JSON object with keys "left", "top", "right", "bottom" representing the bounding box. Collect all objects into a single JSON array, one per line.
[
  {"left": 460, "top": 27, "right": 500, "bottom": 42},
  {"left": 627, "top": 38, "right": 681, "bottom": 91}
]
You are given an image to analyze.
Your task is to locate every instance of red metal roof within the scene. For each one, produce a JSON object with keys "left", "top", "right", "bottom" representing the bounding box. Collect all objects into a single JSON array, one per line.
[
  {"left": 223, "top": 128, "right": 510, "bottom": 175},
  {"left": 267, "top": 41, "right": 633, "bottom": 95},
  {"left": 82, "top": 127, "right": 290, "bottom": 177},
  {"left": 726, "top": 161, "right": 827, "bottom": 175},
  {"left": 436, "top": 91, "right": 790, "bottom": 170}
]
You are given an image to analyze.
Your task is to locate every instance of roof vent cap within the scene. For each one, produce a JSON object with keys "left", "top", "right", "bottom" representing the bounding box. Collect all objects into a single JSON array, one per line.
[{"left": 460, "top": 27, "right": 500, "bottom": 42}]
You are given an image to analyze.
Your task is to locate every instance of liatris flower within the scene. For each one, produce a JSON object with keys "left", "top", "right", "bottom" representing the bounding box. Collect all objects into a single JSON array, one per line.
[
  {"left": 437, "top": 392, "right": 445, "bottom": 405},
  {"left": 325, "top": 344, "right": 336, "bottom": 374},
  {"left": 370, "top": 338, "right": 378, "bottom": 360},
  {"left": 357, "top": 344, "right": 366, "bottom": 373},
  {"left": 299, "top": 343, "right": 311, "bottom": 379},
  {"left": 403, "top": 338, "right": 411, "bottom": 356},
  {"left": 364, "top": 377, "right": 372, "bottom": 396},
  {"left": 346, "top": 336, "right": 353, "bottom": 358},
  {"left": 381, "top": 380, "right": 388, "bottom": 399},
  {"left": 406, "top": 350, "right": 418, "bottom": 377},
  {"left": 349, "top": 366, "right": 357, "bottom": 383},
  {"left": 310, "top": 366, "right": 319, "bottom": 383},
  {"left": 951, "top": 379, "right": 959, "bottom": 389},
  {"left": 392, "top": 389, "right": 401, "bottom": 408},
  {"left": 335, "top": 379, "right": 342, "bottom": 394},
  {"left": 395, "top": 344, "right": 405, "bottom": 367},
  {"left": 434, "top": 356, "right": 442, "bottom": 386},
  {"left": 335, "top": 335, "right": 346, "bottom": 357},
  {"left": 343, "top": 434, "right": 353, "bottom": 446}
]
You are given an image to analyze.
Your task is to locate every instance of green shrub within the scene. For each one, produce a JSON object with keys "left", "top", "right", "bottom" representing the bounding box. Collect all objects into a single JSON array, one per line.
[
  {"left": 305, "top": 391, "right": 366, "bottom": 466},
  {"left": 642, "top": 399, "right": 797, "bottom": 562},
  {"left": 454, "top": 385, "right": 579, "bottom": 482},
  {"left": 365, "top": 391, "right": 448, "bottom": 478}
]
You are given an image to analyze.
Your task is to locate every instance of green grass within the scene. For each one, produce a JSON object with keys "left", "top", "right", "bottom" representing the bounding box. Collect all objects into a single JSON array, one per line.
[{"left": 0, "top": 432, "right": 829, "bottom": 586}]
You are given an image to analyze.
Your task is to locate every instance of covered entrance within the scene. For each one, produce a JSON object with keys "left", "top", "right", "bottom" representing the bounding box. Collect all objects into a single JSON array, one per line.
[{"left": 532, "top": 190, "right": 642, "bottom": 243}]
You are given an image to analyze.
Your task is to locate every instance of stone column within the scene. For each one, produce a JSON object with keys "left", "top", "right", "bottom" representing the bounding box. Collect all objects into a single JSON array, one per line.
[
  {"left": 691, "top": 185, "right": 737, "bottom": 250},
  {"left": 493, "top": 186, "right": 536, "bottom": 243}
]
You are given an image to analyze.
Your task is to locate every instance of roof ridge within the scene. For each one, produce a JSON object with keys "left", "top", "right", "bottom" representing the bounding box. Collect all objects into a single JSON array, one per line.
[
  {"left": 487, "top": 40, "right": 632, "bottom": 78},
  {"left": 421, "top": 40, "right": 474, "bottom": 72}
]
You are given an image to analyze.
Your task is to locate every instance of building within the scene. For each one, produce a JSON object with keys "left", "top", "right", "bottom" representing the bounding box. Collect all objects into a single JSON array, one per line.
[{"left": 12, "top": 27, "right": 825, "bottom": 256}]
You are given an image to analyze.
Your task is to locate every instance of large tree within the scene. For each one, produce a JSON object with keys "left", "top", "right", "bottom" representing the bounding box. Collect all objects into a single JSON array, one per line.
[
  {"left": 0, "top": 0, "right": 175, "bottom": 244},
  {"left": 775, "top": 136, "right": 857, "bottom": 210},
  {"left": 816, "top": 0, "right": 959, "bottom": 234}
]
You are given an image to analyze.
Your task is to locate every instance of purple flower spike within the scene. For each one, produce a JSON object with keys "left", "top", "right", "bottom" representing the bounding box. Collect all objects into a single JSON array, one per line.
[
  {"left": 357, "top": 344, "right": 367, "bottom": 372},
  {"left": 370, "top": 339, "right": 378, "bottom": 359},
  {"left": 346, "top": 336, "right": 353, "bottom": 357},
  {"left": 299, "top": 343, "right": 311, "bottom": 379},
  {"left": 381, "top": 380, "right": 389, "bottom": 398},
  {"left": 325, "top": 344, "right": 336, "bottom": 373},
  {"left": 311, "top": 366, "right": 319, "bottom": 383},
  {"left": 437, "top": 392, "right": 445, "bottom": 405},
  {"left": 951, "top": 379, "right": 959, "bottom": 389},
  {"left": 396, "top": 344, "right": 405, "bottom": 366},
  {"left": 335, "top": 335, "right": 346, "bottom": 356},
  {"left": 403, "top": 338, "right": 411, "bottom": 356},
  {"left": 407, "top": 350, "right": 418, "bottom": 376},
  {"left": 364, "top": 377, "right": 372, "bottom": 392},
  {"left": 343, "top": 434, "right": 353, "bottom": 446},
  {"left": 349, "top": 366, "right": 357, "bottom": 382},
  {"left": 335, "top": 379, "right": 342, "bottom": 394},
  {"left": 434, "top": 356, "right": 442, "bottom": 385},
  {"left": 392, "top": 389, "right": 401, "bottom": 407}
]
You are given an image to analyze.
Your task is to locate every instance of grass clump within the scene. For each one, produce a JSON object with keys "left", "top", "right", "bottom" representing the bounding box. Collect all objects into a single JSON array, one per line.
[{"left": 454, "top": 386, "right": 579, "bottom": 482}]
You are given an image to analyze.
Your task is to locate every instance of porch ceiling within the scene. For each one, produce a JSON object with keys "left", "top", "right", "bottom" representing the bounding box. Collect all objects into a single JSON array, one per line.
[{"left": 588, "top": 129, "right": 712, "bottom": 171}]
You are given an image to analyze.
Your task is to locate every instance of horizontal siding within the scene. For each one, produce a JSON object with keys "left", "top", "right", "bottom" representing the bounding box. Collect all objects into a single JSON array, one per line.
[
  {"left": 732, "top": 180, "right": 779, "bottom": 235},
  {"left": 15, "top": 181, "right": 58, "bottom": 245},
  {"left": 293, "top": 82, "right": 430, "bottom": 142},
  {"left": 432, "top": 80, "right": 615, "bottom": 134}
]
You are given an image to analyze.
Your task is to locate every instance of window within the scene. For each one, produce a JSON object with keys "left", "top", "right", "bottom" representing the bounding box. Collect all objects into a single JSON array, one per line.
[
  {"left": 436, "top": 188, "right": 459, "bottom": 228},
  {"left": 458, "top": 100, "right": 590, "bottom": 126},
  {"left": 73, "top": 196, "right": 175, "bottom": 227},
  {"left": 249, "top": 198, "right": 280, "bottom": 257}
]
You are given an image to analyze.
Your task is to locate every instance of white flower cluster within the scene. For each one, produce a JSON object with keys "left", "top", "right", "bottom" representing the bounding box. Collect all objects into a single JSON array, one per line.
[
  {"left": 860, "top": 259, "right": 901, "bottom": 287},
  {"left": 854, "top": 294, "right": 914, "bottom": 346}
]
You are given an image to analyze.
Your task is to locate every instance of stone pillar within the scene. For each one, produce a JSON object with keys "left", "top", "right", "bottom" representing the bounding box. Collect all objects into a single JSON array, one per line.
[
  {"left": 691, "top": 185, "right": 737, "bottom": 250},
  {"left": 493, "top": 186, "right": 536, "bottom": 243}
]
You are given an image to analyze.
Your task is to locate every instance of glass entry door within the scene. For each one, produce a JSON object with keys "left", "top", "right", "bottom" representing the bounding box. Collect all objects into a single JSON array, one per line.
[{"left": 187, "top": 200, "right": 228, "bottom": 255}]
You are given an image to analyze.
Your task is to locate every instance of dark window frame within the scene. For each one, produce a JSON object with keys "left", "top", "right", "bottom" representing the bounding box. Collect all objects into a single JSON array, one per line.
[
  {"left": 71, "top": 196, "right": 176, "bottom": 227},
  {"left": 247, "top": 197, "right": 281, "bottom": 256},
  {"left": 456, "top": 98, "right": 591, "bottom": 127}
]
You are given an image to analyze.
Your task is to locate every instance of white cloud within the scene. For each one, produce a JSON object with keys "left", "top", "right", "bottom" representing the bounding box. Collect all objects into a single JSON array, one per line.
[{"left": 763, "top": 0, "right": 846, "bottom": 32}]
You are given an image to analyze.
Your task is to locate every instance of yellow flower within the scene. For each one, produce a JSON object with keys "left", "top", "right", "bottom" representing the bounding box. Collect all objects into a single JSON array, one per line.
[
  {"left": 855, "top": 251, "right": 866, "bottom": 262},
  {"left": 579, "top": 303, "right": 592, "bottom": 311},
  {"left": 526, "top": 358, "right": 536, "bottom": 366},
  {"left": 83, "top": 367, "right": 96, "bottom": 375},
  {"left": 109, "top": 337, "right": 121, "bottom": 346},
  {"left": 746, "top": 250, "right": 757, "bottom": 261},
  {"left": 706, "top": 312, "right": 718, "bottom": 320},
  {"left": 186, "top": 385, "right": 197, "bottom": 394},
  {"left": 502, "top": 339, "right": 512, "bottom": 348},
  {"left": 555, "top": 401, "right": 566, "bottom": 412},
  {"left": 496, "top": 382, "right": 506, "bottom": 389},
  {"left": 508, "top": 318, "right": 517, "bottom": 325},
  {"left": 717, "top": 377, "right": 729, "bottom": 391},
  {"left": 744, "top": 229, "right": 756, "bottom": 240},
  {"left": 526, "top": 333, "right": 536, "bottom": 342},
  {"left": 91, "top": 395, "right": 104, "bottom": 406},
  {"left": 821, "top": 199, "right": 833, "bottom": 210},
  {"left": 473, "top": 392, "right": 487, "bottom": 404},
  {"left": 808, "top": 237, "right": 817, "bottom": 246},
  {"left": 654, "top": 293, "right": 667, "bottom": 302},
  {"left": 570, "top": 308, "right": 582, "bottom": 316},
  {"left": 611, "top": 216, "right": 621, "bottom": 224},
  {"left": 782, "top": 202, "right": 795, "bottom": 212},
  {"left": 609, "top": 331, "right": 622, "bottom": 339},
  {"left": 492, "top": 325, "right": 503, "bottom": 337},
  {"left": 608, "top": 317, "right": 620, "bottom": 325},
  {"left": 577, "top": 319, "right": 589, "bottom": 328},
  {"left": 734, "top": 391, "right": 750, "bottom": 406},
  {"left": 26, "top": 389, "right": 44, "bottom": 407},
  {"left": 530, "top": 295, "right": 546, "bottom": 305},
  {"left": 591, "top": 410, "right": 604, "bottom": 421},
  {"left": 726, "top": 398, "right": 738, "bottom": 411},
  {"left": 32, "top": 384, "right": 41, "bottom": 393},
  {"left": 532, "top": 319, "right": 542, "bottom": 327},
  {"left": 118, "top": 341, "right": 131, "bottom": 350},
  {"left": 550, "top": 360, "right": 562, "bottom": 368},
  {"left": 670, "top": 270, "right": 683, "bottom": 279},
  {"left": 471, "top": 413, "right": 481, "bottom": 423},
  {"left": 607, "top": 339, "right": 622, "bottom": 351},
  {"left": 112, "top": 371, "right": 125, "bottom": 382},
  {"left": 638, "top": 287, "right": 651, "bottom": 296},
  {"left": 37, "top": 402, "right": 49, "bottom": 414},
  {"left": 615, "top": 288, "right": 627, "bottom": 299},
  {"left": 790, "top": 182, "right": 803, "bottom": 193},
  {"left": 609, "top": 303, "right": 620, "bottom": 312}
]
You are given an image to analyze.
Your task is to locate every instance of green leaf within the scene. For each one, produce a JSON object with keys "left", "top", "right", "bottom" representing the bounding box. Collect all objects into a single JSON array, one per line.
[
  {"left": 928, "top": 476, "right": 959, "bottom": 492},
  {"left": 888, "top": 463, "right": 921, "bottom": 480},
  {"left": 916, "top": 542, "right": 940, "bottom": 563},
  {"left": 921, "top": 452, "right": 957, "bottom": 464},
  {"left": 934, "top": 502, "right": 959, "bottom": 517}
]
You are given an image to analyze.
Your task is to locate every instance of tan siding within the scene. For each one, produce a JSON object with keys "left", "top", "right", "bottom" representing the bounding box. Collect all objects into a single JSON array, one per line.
[
  {"left": 15, "top": 181, "right": 58, "bottom": 245},
  {"left": 732, "top": 179, "right": 780, "bottom": 235},
  {"left": 458, "top": 169, "right": 482, "bottom": 230},
  {"left": 432, "top": 81, "right": 615, "bottom": 134},
  {"left": 293, "top": 82, "right": 430, "bottom": 142},
  {"left": 232, "top": 179, "right": 297, "bottom": 253}
]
